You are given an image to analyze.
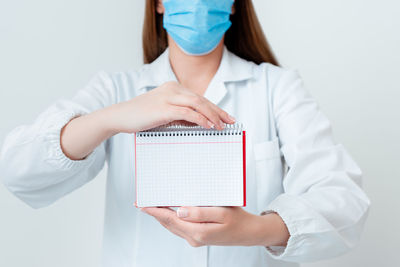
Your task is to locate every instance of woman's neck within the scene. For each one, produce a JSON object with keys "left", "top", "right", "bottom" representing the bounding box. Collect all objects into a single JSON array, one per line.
[{"left": 168, "top": 36, "right": 224, "bottom": 96}]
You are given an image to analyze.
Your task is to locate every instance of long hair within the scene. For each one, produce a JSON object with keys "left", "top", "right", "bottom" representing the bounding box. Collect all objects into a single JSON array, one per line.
[{"left": 142, "top": 0, "right": 279, "bottom": 66}]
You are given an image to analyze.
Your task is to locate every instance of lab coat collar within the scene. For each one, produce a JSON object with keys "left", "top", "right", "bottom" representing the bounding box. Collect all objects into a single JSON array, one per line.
[{"left": 137, "top": 46, "right": 254, "bottom": 105}]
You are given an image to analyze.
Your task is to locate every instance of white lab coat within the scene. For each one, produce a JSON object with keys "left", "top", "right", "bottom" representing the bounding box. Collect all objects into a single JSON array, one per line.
[{"left": 0, "top": 46, "right": 370, "bottom": 267}]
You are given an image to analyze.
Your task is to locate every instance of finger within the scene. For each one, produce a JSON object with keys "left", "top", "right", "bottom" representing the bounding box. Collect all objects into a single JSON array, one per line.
[
  {"left": 177, "top": 87, "right": 236, "bottom": 126},
  {"left": 141, "top": 207, "right": 197, "bottom": 234},
  {"left": 157, "top": 218, "right": 204, "bottom": 247},
  {"left": 141, "top": 207, "right": 188, "bottom": 237},
  {"left": 207, "top": 103, "right": 236, "bottom": 125},
  {"left": 176, "top": 206, "right": 228, "bottom": 223},
  {"left": 142, "top": 207, "right": 204, "bottom": 246},
  {"left": 187, "top": 92, "right": 236, "bottom": 125},
  {"left": 141, "top": 207, "right": 176, "bottom": 222},
  {"left": 169, "top": 94, "right": 226, "bottom": 130},
  {"left": 202, "top": 102, "right": 234, "bottom": 130},
  {"left": 169, "top": 106, "right": 213, "bottom": 129}
]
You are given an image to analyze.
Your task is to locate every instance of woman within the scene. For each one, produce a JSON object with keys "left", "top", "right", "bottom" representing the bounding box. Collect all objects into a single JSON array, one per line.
[{"left": 0, "top": 0, "right": 370, "bottom": 266}]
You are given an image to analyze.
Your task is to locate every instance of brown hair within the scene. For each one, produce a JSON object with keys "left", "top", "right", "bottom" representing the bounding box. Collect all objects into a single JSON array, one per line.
[{"left": 142, "top": 0, "right": 279, "bottom": 66}]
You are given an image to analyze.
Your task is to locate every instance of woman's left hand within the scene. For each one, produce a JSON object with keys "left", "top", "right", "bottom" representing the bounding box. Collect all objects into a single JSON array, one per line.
[{"left": 140, "top": 206, "right": 289, "bottom": 247}]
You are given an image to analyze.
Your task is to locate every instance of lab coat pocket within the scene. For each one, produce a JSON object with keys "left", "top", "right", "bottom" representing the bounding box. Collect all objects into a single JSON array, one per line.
[
  {"left": 253, "top": 138, "right": 281, "bottom": 161},
  {"left": 253, "top": 137, "right": 284, "bottom": 213}
]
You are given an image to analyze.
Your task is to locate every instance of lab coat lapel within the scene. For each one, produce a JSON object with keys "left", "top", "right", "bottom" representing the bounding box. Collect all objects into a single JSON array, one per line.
[
  {"left": 136, "top": 48, "right": 177, "bottom": 92},
  {"left": 203, "top": 46, "right": 254, "bottom": 106},
  {"left": 203, "top": 80, "right": 227, "bottom": 106}
]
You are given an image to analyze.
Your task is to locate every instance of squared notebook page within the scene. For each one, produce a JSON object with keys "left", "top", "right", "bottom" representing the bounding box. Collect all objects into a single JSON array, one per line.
[{"left": 135, "top": 124, "right": 245, "bottom": 207}]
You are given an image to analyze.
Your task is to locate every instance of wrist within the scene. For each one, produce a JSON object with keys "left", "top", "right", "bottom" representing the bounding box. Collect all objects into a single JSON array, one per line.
[
  {"left": 253, "top": 212, "right": 290, "bottom": 247},
  {"left": 93, "top": 105, "right": 121, "bottom": 138}
]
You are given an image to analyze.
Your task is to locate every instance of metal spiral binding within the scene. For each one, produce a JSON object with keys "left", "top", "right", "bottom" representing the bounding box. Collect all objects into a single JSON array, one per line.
[{"left": 136, "top": 122, "right": 243, "bottom": 137}]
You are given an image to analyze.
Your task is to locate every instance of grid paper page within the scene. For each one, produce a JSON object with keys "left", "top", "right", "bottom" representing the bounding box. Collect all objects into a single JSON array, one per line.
[{"left": 135, "top": 129, "right": 244, "bottom": 207}]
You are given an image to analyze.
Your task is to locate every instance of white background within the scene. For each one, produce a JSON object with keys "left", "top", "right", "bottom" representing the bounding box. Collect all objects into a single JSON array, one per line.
[{"left": 0, "top": 0, "right": 399, "bottom": 266}]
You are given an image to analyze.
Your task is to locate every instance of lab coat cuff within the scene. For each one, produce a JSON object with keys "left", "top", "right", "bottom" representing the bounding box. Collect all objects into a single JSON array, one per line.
[
  {"left": 260, "top": 194, "right": 306, "bottom": 260},
  {"left": 43, "top": 110, "right": 97, "bottom": 171}
]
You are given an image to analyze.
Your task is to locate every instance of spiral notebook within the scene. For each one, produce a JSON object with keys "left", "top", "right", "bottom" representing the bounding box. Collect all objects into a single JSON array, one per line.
[{"left": 134, "top": 123, "right": 246, "bottom": 207}]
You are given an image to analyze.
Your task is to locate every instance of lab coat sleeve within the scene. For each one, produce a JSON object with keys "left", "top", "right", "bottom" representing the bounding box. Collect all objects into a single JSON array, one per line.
[
  {"left": 0, "top": 71, "right": 116, "bottom": 209},
  {"left": 261, "top": 66, "right": 370, "bottom": 262}
]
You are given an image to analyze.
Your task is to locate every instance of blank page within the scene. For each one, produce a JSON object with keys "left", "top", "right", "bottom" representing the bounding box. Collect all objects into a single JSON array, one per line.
[{"left": 134, "top": 123, "right": 246, "bottom": 207}]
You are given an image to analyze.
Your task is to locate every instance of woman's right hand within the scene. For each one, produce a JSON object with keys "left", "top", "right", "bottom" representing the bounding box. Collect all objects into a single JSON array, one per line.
[
  {"left": 108, "top": 81, "right": 236, "bottom": 134},
  {"left": 61, "top": 81, "right": 235, "bottom": 161}
]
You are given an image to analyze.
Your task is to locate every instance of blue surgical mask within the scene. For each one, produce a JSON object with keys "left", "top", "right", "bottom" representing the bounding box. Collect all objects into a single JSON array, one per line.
[{"left": 163, "top": 0, "right": 234, "bottom": 56}]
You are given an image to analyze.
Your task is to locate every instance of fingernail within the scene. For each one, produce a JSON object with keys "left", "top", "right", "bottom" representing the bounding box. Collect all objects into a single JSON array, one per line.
[
  {"left": 219, "top": 121, "right": 225, "bottom": 129},
  {"left": 177, "top": 207, "right": 188, "bottom": 218},
  {"left": 207, "top": 121, "right": 215, "bottom": 129},
  {"left": 228, "top": 115, "right": 236, "bottom": 122}
]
